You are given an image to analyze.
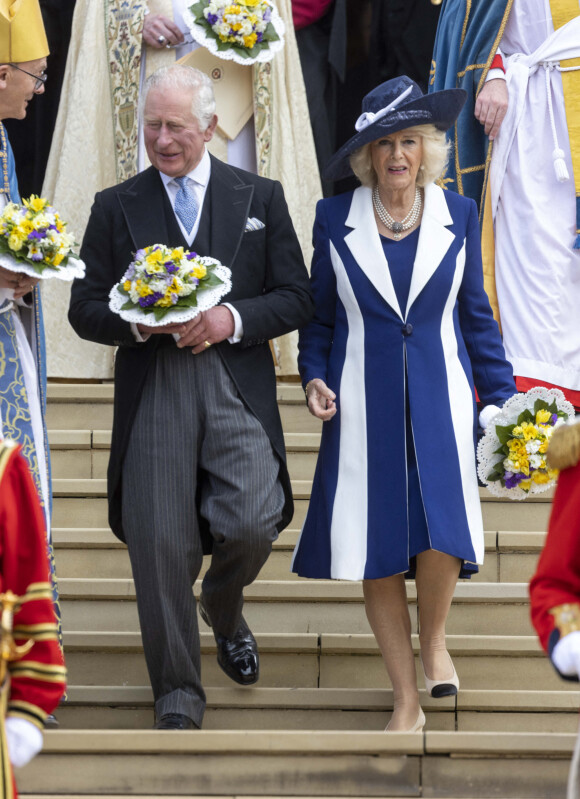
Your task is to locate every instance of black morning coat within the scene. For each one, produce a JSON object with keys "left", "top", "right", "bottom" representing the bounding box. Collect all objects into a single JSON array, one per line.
[{"left": 68, "top": 155, "right": 314, "bottom": 546}]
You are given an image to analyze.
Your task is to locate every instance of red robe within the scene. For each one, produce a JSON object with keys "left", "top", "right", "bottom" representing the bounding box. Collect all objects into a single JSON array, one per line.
[
  {"left": 530, "top": 459, "right": 580, "bottom": 660},
  {"left": 0, "top": 441, "right": 67, "bottom": 799}
]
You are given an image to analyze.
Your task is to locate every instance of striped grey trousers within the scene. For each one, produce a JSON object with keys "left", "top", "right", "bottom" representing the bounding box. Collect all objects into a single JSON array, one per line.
[{"left": 122, "top": 345, "right": 284, "bottom": 726}]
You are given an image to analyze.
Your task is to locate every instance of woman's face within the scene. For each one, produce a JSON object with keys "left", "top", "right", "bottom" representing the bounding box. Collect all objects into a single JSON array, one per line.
[{"left": 370, "top": 129, "right": 423, "bottom": 194}]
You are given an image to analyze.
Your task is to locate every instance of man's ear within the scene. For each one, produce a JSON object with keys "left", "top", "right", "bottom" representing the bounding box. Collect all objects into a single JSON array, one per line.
[
  {"left": 0, "top": 64, "right": 10, "bottom": 89},
  {"left": 204, "top": 114, "right": 218, "bottom": 143}
]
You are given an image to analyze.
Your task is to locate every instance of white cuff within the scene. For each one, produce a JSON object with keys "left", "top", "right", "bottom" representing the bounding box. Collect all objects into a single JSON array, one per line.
[
  {"left": 223, "top": 303, "right": 243, "bottom": 344},
  {"left": 131, "top": 322, "right": 151, "bottom": 343},
  {"left": 552, "top": 630, "right": 580, "bottom": 677},
  {"left": 479, "top": 404, "right": 502, "bottom": 430},
  {"left": 5, "top": 717, "right": 43, "bottom": 768},
  {"left": 485, "top": 68, "right": 506, "bottom": 82}
]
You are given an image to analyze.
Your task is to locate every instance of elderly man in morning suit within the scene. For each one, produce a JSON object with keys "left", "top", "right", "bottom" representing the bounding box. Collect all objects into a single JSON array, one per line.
[{"left": 68, "top": 64, "right": 313, "bottom": 731}]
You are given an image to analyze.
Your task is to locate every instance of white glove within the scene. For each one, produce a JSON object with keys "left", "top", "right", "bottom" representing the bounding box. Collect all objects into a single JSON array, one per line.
[
  {"left": 5, "top": 717, "right": 43, "bottom": 768},
  {"left": 479, "top": 404, "right": 502, "bottom": 430},
  {"left": 552, "top": 630, "right": 580, "bottom": 678}
]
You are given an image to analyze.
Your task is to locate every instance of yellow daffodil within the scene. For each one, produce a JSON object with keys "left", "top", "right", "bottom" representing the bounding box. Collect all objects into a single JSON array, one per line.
[
  {"left": 243, "top": 32, "right": 258, "bottom": 47},
  {"left": 192, "top": 264, "right": 207, "bottom": 279},
  {"left": 520, "top": 422, "right": 538, "bottom": 440},
  {"left": 532, "top": 471, "right": 550, "bottom": 484},
  {"left": 53, "top": 252, "right": 64, "bottom": 266},
  {"left": 23, "top": 195, "right": 48, "bottom": 213},
  {"left": 519, "top": 479, "right": 532, "bottom": 491},
  {"left": 535, "top": 409, "right": 552, "bottom": 425},
  {"left": 157, "top": 294, "right": 174, "bottom": 307},
  {"left": 8, "top": 232, "right": 24, "bottom": 251},
  {"left": 237, "top": 0, "right": 262, "bottom": 6},
  {"left": 123, "top": 280, "right": 132, "bottom": 291},
  {"left": 170, "top": 248, "right": 184, "bottom": 261},
  {"left": 145, "top": 248, "right": 164, "bottom": 266},
  {"left": 511, "top": 425, "right": 523, "bottom": 436}
]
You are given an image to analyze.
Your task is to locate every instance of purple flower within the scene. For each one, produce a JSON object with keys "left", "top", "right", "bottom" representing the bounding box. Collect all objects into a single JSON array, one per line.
[
  {"left": 165, "top": 260, "right": 178, "bottom": 274},
  {"left": 207, "top": 12, "right": 218, "bottom": 24},
  {"left": 134, "top": 249, "right": 146, "bottom": 261},
  {"left": 551, "top": 413, "right": 558, "bottom": 424},
  {"left": 263, "top": 7, "right": 271, "bottom": 21},
  {"left": 27, "top": 229, "right": 45, "bottom": 241},
  {"left": 186, "top": 251, "right": 198, "bottom": 260},
  {"left": 138, "top": 292, "right": 163, "bottom": 308},
  {"left": 256, "top": 31, "right": 263, "bottom": 42},
  {"left": 171, "top": 293, "right": 179, "bottom": 304},
  {"left": 503, "top": 471, "right": 529, "bottom": 490},
  {"left": 30, "top": 251, "right": 43, "bottom": 262}
]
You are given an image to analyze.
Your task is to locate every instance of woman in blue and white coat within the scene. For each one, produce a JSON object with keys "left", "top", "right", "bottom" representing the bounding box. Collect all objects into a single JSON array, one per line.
[{"left": 293, "top": 77, "right": 516, "bottom": 733}]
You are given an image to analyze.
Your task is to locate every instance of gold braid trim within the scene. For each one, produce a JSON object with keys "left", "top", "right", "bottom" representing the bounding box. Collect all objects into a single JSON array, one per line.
[
  {"left": 9, "top": 661, "right": 67, "bottom": 683},
  {"left": 13, "top": 623, "right": 59, "bottom": 642},
  {"left": 476, "top": 0, "right": 516, "bottom": 96},
  {"left": 7, "top": 699, "right": 47, "bottom": 731},
  {"left": 550, "top": 604, "right": 580, "bottom": 638}
]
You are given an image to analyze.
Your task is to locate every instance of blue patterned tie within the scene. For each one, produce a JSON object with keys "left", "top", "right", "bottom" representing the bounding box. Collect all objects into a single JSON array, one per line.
[{"left": 174, "top": 176, "right": 199, "bottom": 234}]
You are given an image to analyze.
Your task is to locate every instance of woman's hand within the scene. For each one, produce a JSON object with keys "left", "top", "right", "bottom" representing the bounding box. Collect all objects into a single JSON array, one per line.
[
  {"left": 305, "top": 378, "right": 337, "bottom": 421},
  {"left": 142, "top": 13, "right": 184, "bottom": 48}
]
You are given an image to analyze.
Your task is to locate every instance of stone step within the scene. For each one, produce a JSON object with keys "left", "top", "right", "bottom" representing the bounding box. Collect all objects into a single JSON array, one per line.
[
  {"left": 18, "top": 730, "right": 573, "bottom": 797},
  {"left": 46, "top": 384, "right": 320, "bottom": 435},
  {"left": 61, "top": 631, "right": 574, "bottom": 694},
  {"left": 50, "top": 686, "right": 580, "bottom": 734},
  {"left": 56, "top": 580, "right": 539, "bottom": 636},
  {"left": 52, "top": 528, "right": 545, "bottom": 584},
  {"left": 48, "top": 430, "right": 322, "bottom": 482},
  {"left": 50, "top": 478, "right": 552, "bottom": 534}
]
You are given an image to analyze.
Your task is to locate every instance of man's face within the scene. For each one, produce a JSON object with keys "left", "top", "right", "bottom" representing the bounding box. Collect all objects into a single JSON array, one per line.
[
  {"left": 143, "top": 86, "right": 217, "bottom": 178},
  {"left": 0, "top": 57, "right": 47, "bottom": 120}
]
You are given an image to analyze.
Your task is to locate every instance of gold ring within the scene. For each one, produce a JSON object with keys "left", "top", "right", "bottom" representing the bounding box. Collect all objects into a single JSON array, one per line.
[{"left": 204, "top": 340, "right": 211, "bottom": 349}]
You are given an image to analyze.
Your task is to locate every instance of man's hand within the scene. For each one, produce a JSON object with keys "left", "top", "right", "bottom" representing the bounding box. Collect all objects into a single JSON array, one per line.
[
  {"left": 474, "top": 78, "right": 509, "bottom": 140},
  {"left": 142, "top": 13, "right": 184, "bottom": 48},
  {"left": 305, "top": 378, "right": 337, "bottom": 421},
  {"left": 175, "top": 306, "right": 236, "bottom": 354},
  {"left": 0, "top": 266, "right": 40, "bottom": 299}
]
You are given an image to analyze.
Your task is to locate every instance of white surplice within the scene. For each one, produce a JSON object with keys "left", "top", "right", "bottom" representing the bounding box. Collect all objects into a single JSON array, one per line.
[{"left": 490, "top": 0, "right": 580, "bottom": 391}]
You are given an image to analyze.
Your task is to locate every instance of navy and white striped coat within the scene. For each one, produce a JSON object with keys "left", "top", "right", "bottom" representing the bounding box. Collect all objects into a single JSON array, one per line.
[{"left": 293, "top": 183, "right": 515, "bottom": 580}]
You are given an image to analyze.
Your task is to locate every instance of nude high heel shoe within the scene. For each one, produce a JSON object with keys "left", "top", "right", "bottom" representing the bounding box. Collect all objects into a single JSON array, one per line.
[
  {"left": 420, "top": 653, "right": 459, "bottom": 698},
  {"left": 385, "top": 708, "right": 426, "bottom": 733}
]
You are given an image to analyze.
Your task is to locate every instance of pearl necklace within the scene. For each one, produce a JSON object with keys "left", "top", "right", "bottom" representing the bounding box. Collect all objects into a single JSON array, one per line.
[{"left": 372, "top": 185, "right": 422, "bottom": 240}]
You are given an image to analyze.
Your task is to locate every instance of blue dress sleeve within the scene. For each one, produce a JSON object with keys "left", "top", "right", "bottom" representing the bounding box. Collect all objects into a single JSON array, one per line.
[
  {"left": 458, "top": 198, "right": 516, "bottom": 405},
  {"left": 5, "top": 132, "right": 21, "bottom": 203},
  {"left": 297, "top": 200, "right": 337, "bottom": 388}
]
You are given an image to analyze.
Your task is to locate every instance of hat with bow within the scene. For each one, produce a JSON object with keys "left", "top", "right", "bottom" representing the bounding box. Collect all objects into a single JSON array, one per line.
[{"left": 324, "top": 75, "right": 467, "bottom": 181}]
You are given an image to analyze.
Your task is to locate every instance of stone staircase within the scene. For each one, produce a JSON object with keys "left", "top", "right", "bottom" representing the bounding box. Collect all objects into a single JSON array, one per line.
[{"left": 17, "top": 383, "right": 580, "bottom": 798}]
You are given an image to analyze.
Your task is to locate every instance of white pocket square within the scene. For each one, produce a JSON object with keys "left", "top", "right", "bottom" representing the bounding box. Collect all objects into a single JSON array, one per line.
[{"left": 245, "top": 217, "right": 265, "bottom": 232}]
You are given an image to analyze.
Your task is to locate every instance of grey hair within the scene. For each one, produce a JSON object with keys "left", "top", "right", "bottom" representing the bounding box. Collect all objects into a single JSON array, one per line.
[
  {"left": 349, "top": 124, "right": 450, "bottom": 188},
  {"left": 141, "top": 65, "right": 216, "bottom": 131}
]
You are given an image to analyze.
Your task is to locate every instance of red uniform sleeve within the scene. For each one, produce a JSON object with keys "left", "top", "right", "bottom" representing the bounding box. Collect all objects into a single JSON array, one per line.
[
  {"left": 0, "top": 443, "right": 66, "bottom": 730},
  {"left": 529, "top": 460, "right": 580, "bottom": 653}
]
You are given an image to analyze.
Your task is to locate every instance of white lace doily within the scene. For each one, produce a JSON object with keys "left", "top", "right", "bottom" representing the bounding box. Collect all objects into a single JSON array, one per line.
[
  {"left": 477, "top": 386, "right": 575, "bottom": 500},
  {"left": 183, "top": 3, "right": 285, "bottom": 65},
  {"left": 108, "top": 262, "right": 232, "bottom": 327},
  {"left": 0, "top": 252, "right": 86, "bottom": 281}
]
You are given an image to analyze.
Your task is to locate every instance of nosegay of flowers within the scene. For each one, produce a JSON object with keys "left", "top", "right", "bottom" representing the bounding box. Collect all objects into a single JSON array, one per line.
[
  {"left": 111, "top": 244, "right": 231, "bottom": 323},
  {"left": 0, "top": 195, "right": 79, "bottom": 274},
  {"left": 477, "top": 388, "right": 575, "bottom": 499},
  {"left": 188, "top": 0, "right": 281, "bottom": 58}
]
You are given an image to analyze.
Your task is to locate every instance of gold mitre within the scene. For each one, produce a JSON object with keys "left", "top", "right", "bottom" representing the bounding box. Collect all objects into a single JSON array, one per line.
[{"left": 0, "top": 0, "right": 49, "bottom": 64}]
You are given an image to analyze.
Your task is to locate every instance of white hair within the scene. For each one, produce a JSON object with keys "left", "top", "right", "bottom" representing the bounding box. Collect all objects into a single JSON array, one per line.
[
  {"left": 141, "top": 65, "right": 216, "bottom": 131},
  {"left": 349, "top": 124, "right": 450, "bottom": 188}
]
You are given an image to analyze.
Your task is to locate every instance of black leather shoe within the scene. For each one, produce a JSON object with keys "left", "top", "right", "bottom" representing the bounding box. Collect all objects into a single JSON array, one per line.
[
  {"left": 199, "top": 594, "right": 259, "bottom": 686},
  {"left": 154, "top": 713, "right": 198, "bottom": 730}
]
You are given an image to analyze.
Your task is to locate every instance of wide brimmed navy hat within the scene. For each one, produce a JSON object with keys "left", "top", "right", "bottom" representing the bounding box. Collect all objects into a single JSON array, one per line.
[{"left": 324, "top": 76, "right": 467, "bottom": 182}]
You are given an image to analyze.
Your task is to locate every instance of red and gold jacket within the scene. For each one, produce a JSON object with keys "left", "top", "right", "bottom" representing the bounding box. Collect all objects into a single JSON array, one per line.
[
  {"left": 0, "top": 441, "right": 67, "bottom": 799},
  {"left": 530, "top": 425, "right": 580, "bottom": 676}
]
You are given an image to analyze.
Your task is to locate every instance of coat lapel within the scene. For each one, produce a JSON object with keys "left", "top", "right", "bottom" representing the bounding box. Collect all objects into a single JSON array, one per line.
[
  {"left": 208, "top": 155, "right": 254, "bottom": 268},
  {"left": 117, "top": 167, "right": 170, "bottom": 250},
  {"left": 406, "top": 183, "right": 454, "bottom": 318},
  {"left": 344, "top": 186, "right": 403, "bottom": 320}
]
